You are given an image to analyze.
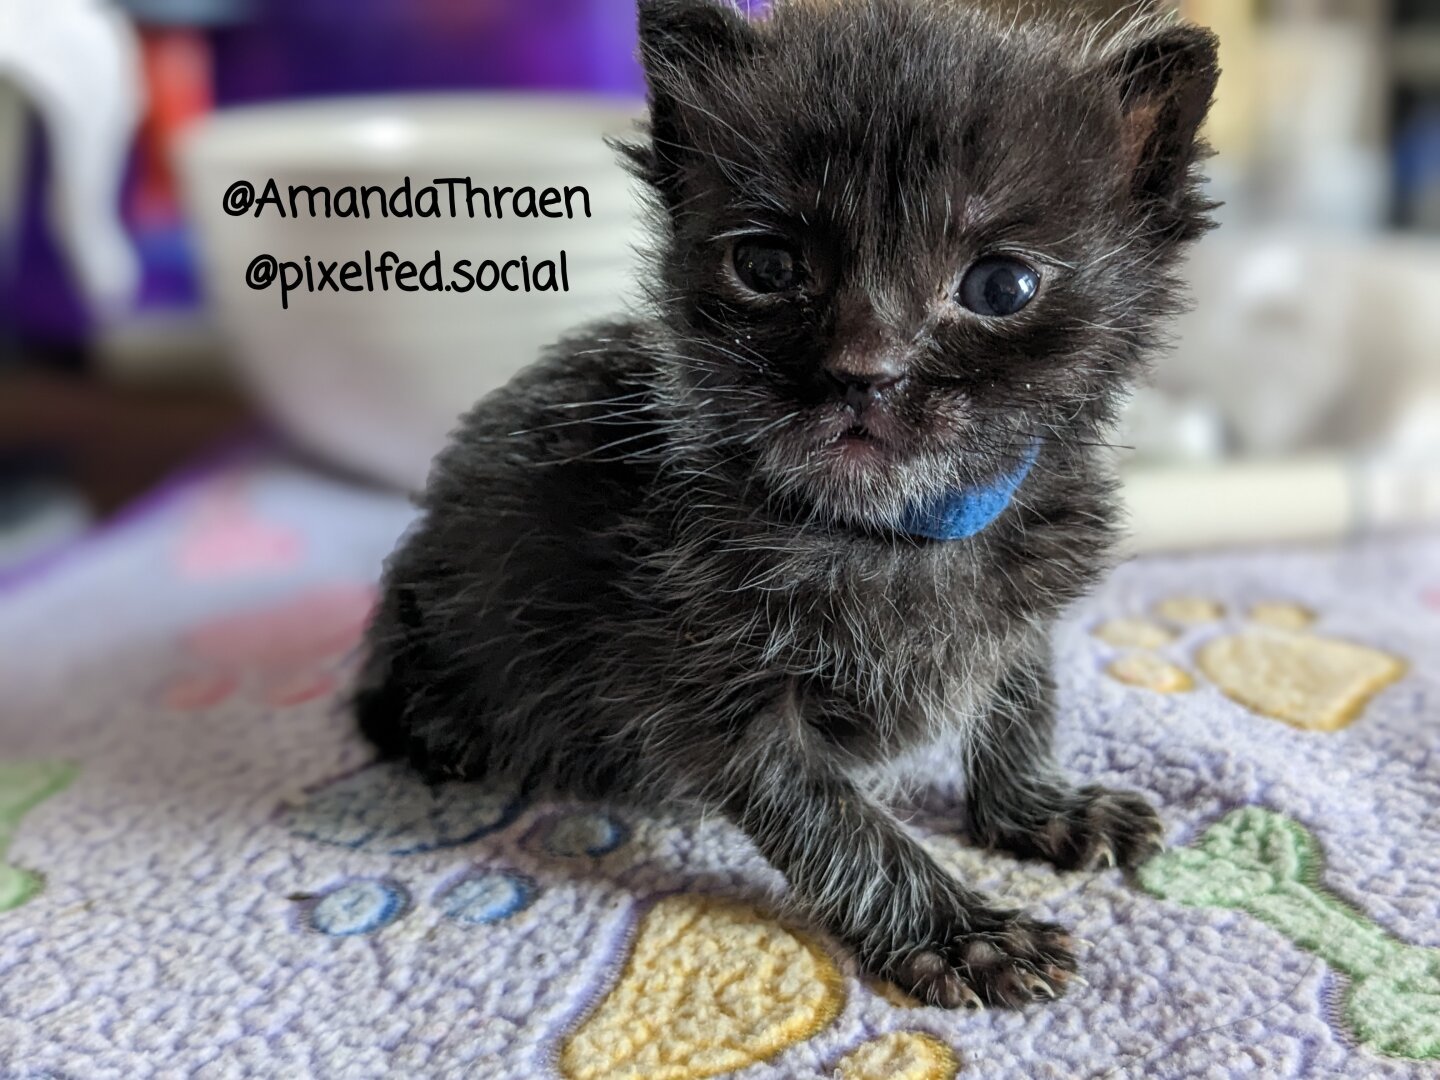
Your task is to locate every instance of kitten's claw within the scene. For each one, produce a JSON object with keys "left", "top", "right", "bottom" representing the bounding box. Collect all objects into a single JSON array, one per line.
[
  {"left": 977, "top": 785, "right": 1165, "bottom": 872},
  {"left": 890, "top": 914, "right": 1077, "bottom": 1010},
  {"left": 1023, "top": 974, "right": 1056, "bottom": 999}
]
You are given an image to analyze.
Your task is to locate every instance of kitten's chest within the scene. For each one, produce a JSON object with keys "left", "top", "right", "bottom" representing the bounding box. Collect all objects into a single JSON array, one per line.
[
  {"left": 670, "top": 530, "right": 1041, "bottom": 745},
  {"left": 840, "top": 614, "right": 1010, "bottom": 720},
  {"left": 770, "top": 563, "right": 1023, "bottom": 747}
]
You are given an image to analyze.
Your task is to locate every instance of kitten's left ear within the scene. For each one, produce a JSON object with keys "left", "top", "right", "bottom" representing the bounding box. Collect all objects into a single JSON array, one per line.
[
  {"left": 623, "top": 0, "right": 761, "bottom": 201},
  {"left": 1099, "top": 22, "right": 1220, "bottom": 239},
  {"left": 637, "top": 0, "right": 758, "bottom": 74}
]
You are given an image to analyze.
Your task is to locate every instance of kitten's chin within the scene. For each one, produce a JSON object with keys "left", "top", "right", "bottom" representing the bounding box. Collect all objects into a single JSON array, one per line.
[{"left": 757, "top": 418, "right": 925, "bottom": 530}]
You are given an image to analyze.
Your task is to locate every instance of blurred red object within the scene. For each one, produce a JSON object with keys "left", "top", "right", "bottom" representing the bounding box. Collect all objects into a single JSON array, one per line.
[{"left": 132, "top": 27, "right": 215, "bottom": 226}]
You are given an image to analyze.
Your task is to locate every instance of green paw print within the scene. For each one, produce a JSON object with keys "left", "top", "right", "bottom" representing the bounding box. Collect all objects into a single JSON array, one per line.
[
  {"left": 0, "top": 761, "right": 77, "bottom": 913},
  {"left": 1139, "top": 807, "right": 1440, "bottom": 1060}
]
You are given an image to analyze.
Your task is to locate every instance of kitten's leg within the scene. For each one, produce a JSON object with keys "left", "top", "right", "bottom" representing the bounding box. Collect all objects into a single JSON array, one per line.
[
  {"left": 965, "top": 646, "right": 1164, "bottom": 871},
  {"left": 709, "top": 699, "right": 1076, "bottom": 1008},
  {"left": 352, "top": 587, "right": 412, "bottom": 760},
  {"left": 353, "top": 584, "right": 459, "bottom": 780}
]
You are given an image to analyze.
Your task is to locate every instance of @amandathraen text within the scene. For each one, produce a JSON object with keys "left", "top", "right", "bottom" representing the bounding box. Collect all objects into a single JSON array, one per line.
[{"left": 222, "top": 176, "right": 594, "bottom": 220}]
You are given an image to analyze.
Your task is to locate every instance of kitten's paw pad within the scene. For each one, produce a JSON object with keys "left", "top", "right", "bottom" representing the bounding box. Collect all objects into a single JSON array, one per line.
[
  {"left": 984, "top": 786, "right": 1163, "bottom": 872},
  {"left": 893, "top": 916, "right": 1076, "bottom": 1010},
  {"left": 1056, "top": 786, "right": 1164, "bottom": 871}
]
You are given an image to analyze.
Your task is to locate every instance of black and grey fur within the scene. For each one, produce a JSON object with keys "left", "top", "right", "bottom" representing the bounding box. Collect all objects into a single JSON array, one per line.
[{"left": 356, "top": 0, "right": 1218, "bottom": 1008}]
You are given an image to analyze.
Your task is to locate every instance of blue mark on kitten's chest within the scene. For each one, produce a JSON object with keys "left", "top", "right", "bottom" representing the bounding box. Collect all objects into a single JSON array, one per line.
[{"left": 898, "top": 441, "right": 1040, "bottom": 541}]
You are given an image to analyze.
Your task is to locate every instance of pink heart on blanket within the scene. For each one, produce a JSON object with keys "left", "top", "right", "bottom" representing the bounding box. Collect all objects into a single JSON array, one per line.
[
  {"left": 182, "top": 584, "right": 376, "bottom": 668},
  {"left": 162, "top": 585, "right": 376, "bottom": 711},
  {"left": 176, "top": 483, "right": 303, "bottom": 579},
  {"left": 161, "top": 671, "right": 240, "bottom": 711},
  {"left": 262, "top": 670, "right": 340, "bottom": 707}
]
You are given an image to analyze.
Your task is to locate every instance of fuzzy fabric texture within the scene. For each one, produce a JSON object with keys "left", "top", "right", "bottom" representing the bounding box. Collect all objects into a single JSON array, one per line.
[{"left": 0, "top": 453, "right": 1437, "bottom": 1079}]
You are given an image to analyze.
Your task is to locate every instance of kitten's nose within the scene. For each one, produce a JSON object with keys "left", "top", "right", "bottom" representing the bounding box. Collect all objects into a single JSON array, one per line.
[{"left": 824, "top": 353, "right": 907, "bottom": 413}]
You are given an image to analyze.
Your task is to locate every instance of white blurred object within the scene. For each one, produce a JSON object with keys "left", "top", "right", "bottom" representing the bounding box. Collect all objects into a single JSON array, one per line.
[
  {"left": 1127, "top": 232, "right": 1440, "bottom": 464},
  {"left": 0, "top": 0, "right": 144, "bottom": 313},
  {"left": 1121, "top": 455, "right": 1440, "bottom": 555},
  {"left": 178, "top": 95, "right": 647, "bottom": 490},
  {"left": 1115, "top": 387, "right": 1226, "bottom": 464},
  {"left": 1164, "top": 236, "right": 1352, "bottom": 457}
]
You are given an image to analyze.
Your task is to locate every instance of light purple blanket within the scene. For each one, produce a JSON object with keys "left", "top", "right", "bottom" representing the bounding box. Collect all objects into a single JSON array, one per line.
[{"left": 1, "top": 452, "right": 1436, "bottom": 1079}]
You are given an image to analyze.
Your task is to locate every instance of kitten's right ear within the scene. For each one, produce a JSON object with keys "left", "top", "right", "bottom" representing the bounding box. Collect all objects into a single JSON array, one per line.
[
  {"left": 1098, "top": 21, "right": 1220, "bottom": 242},
  {"left": 620, "top": 0, "right": 760, "bottom": 200}
]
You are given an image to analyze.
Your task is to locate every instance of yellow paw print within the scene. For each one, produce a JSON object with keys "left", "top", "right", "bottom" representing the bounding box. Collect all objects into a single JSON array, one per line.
[
  {"left": 559, "top": 896, "right": 844, "bottom": 1080},
  {"left": 835, "top": 1031, "right": 960, "bottom": 1080},
  {"left": 1094, "top": 598, "right": 1407, "bottom": 732}
]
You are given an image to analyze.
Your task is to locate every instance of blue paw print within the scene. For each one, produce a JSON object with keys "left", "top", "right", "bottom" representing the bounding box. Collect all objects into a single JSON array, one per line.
[
  {"left": 299, "top": 870, "right": 535, "bottom": 937},
  {"left": 436, "top": 871, "right": 536, "bottom": 925},
  {"left": 285, "top": 762, "right": 524, "bottom": 855},
  {"left": 305, "top": 879, "right": 410, "bottom": 936},
  {"left": 288, "top": 772, "right": 632, "bottom": 939},
  {"left": 531, "top": 811, "right": 629, "bottom": 858}
]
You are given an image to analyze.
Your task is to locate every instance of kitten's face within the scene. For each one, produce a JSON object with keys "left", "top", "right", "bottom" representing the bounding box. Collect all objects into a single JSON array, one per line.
[{"left": 629, "top": 0, "right": 1218, "bottom": 529}]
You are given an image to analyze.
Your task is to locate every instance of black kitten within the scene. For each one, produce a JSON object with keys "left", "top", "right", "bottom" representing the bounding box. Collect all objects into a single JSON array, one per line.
[{"left": 356, "top": 0, "right": 1218, "bottom": 1008}]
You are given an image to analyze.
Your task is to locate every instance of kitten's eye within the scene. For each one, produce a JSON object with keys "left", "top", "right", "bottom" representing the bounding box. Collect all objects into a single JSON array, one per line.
[
  {"left": 957, "top": 257, "right": 1040, "bottom": 317},
  {"left": 732, "top": 239, "right": 805, "bottom": 294}
]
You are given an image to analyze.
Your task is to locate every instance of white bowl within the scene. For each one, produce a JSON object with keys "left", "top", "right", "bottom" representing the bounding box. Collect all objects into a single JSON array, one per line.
[{"left": 178, "top": 93, "right": 649, "bottom": 490}]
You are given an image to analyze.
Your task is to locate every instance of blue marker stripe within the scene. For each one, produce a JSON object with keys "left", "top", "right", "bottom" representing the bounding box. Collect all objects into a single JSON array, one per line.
[{"left": 898, "top": 440, "right": 1040, "bottom": 541}]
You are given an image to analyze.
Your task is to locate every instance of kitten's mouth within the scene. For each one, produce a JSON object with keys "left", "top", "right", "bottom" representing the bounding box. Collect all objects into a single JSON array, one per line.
[
  {"left": 821, "top": 423, "right": 891, "bottom": 462},
  {"left": 796, "top": 404, "right": 911, "bottom": 470}
]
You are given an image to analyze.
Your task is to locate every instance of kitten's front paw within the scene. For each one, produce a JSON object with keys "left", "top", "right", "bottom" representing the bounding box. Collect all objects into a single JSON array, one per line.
[
  {"left": 982, "top": 785, "right": 1164, "bottom": 871},
  {"left": 890, "top": 912, "right": 1077, "bottom": 1010}
]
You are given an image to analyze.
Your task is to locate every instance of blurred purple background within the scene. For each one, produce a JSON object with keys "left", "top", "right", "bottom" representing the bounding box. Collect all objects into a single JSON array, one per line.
[
  {"left": 1, "top": 0, "right": 674, "bottom": 352},
  {"left": 212, "top": 0, "right": 644, "bottom": 102}
]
